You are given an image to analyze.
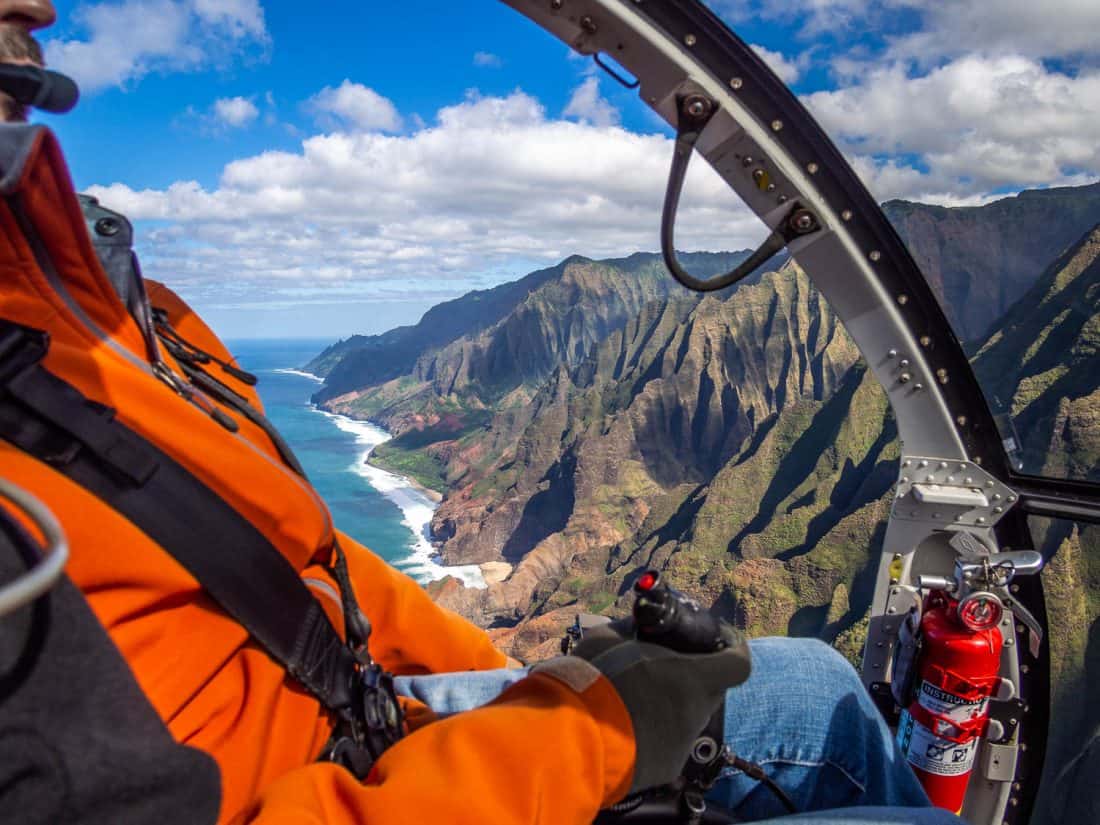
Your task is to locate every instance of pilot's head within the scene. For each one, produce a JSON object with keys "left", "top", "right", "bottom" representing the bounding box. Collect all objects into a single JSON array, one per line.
[{"left": 0, "top": 0, "right": 56, "bottom": 122}]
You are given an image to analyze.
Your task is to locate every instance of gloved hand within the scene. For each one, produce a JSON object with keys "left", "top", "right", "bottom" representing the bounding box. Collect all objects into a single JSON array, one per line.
[{"left": 533, "top": 617, "right": 750, "bottom": 796}]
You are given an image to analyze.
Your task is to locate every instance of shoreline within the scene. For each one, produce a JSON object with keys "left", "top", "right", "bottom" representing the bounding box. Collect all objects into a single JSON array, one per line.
[
  {"left": 308, "top": 404, "right": 487, "bottom": 589},
  {"left": 367, "top": 458, "right": 444, "bottom": 504}
]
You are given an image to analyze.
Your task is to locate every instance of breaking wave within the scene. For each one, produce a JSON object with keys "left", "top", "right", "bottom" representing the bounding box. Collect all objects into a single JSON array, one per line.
[{"left": 312, "top": 409, "right": 487, "bottom": 589}]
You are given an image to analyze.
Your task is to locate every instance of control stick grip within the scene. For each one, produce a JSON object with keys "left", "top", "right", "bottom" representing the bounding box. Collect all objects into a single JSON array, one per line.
[{"left": 632, "top": 570, "right": 727, "bottom": 654}]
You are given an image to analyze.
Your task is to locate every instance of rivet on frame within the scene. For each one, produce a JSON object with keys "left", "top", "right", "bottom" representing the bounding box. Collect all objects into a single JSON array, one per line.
[
  {"left": 684, "top": 33, "right": 697, "bottom": 46},
  {"left": 957, "top": 415, "right": 968, "bottom": 427},
  {"left": 729, "top": 77, "right": 743, "bottom": 90},
  {"left": 897, "top": 294, "right": 908, "bottom": 305},
  {"left": 920, "top": 335, "right": 932, "bottom": 347},
  {"left": 771, "top": 119, "right": 783, "bottom": 131},
  {"left": 841, "top": 209, "right": 853, "bottom": 221},
  {"left": 869, "top": 250, "right": 882, "bottom": 262},
  {"left": 807, "top": 162, "right": 819, "bottom": 174}
]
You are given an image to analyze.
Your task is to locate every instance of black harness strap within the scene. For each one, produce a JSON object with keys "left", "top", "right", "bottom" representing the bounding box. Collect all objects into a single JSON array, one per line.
[
  {"left": 0, "top": 321, "right": 358, "bottom": 715},
  {"left": 147, "top": 312, "right": 375, "bottom": 653}
]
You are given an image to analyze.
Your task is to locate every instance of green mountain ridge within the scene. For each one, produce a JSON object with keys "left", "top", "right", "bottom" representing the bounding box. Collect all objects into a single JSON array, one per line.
[
  {"left": 308, "top": 251, "right": 750, "bottom": 406},
  {"left": 317, "top": 252, "right": 752, "bottom": 491}
]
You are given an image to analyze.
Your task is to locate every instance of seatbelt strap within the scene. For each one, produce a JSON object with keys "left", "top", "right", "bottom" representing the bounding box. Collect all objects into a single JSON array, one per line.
[{"left": 0, "top": 320, "right": 359, "bottom": 714}]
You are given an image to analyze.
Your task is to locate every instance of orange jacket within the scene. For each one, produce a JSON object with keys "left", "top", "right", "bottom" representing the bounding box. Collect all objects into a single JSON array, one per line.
[{"left": 0, "top": 125, "right": 635, "bottom": 824}]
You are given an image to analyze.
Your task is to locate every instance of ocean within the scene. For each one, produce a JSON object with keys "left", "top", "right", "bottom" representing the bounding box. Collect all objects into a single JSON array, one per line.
[{"left": 228, "top": 339, "right": 485, "bottom": 588}]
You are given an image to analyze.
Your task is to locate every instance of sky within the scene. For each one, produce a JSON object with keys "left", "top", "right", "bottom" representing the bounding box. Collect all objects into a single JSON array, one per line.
[{"left": 34, "top": 0, "right": 1100, "bottom": 339}]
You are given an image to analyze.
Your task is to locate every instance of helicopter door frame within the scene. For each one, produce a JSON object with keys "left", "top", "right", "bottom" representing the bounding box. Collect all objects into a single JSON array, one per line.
[{"left": 499, "top": 1, "right": 1100, "bottom": 823}]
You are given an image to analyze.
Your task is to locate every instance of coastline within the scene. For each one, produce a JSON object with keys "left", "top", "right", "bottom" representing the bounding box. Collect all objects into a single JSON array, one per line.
[
  {"left": 309, "top": 405, "right": 487, "bottom": 589},
  {"left": 388, "top": 470, "right": 444, "bottom": 504}
]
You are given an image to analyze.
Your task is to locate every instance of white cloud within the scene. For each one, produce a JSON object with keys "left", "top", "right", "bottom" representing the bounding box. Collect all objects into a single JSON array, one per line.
[
  {"left": 803, "top": 56, "right": 1100, "bottom": 200},
  {"left": 213, "top": 96, "right": 259, "bottom": 128},
  {"left": 473, "top": 51, "right": 503, "bottom": 68},
  {"left": 713, "top": 0, "right": 877, "bottom": 36},
  {"left": 88, "top": 90, "right": 755, "bottom": 306},
  {"left": 888, "top": 0, "right": 1100, "bottom": 64},
  {"left": 191, "top": 0, "right": 266, "bottom": 39},
  {"left": 307, "top": 80, "right": 403, "bottom": 133},
  {"left": 717, "top": 0, "right": 1100, "bottom": 63},
  {"left": 562, "top": 76, "right": 620, "bottom": 127},
  {"left": 45, "top": 0, "right": 269, "bottom": 93},
  {"left": 750, "top": 44, "right": 802, "bottom": 84}
]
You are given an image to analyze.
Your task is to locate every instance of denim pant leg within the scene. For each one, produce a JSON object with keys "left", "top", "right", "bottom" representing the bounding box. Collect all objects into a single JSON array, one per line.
[
  {"left": 393, "top": 667, "right": 530, "bottom": 715},
  {"left": 707, "top": 638, "right": 961, "bottom": 824},
  {"left": 748, "top": 808, "right": 963, "bottom": 825}
]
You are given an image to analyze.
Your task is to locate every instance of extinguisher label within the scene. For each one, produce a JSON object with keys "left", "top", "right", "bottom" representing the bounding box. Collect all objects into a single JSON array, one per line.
[
  {"left": 898, "top": 710, "right": 979, "bottom": 777},
  {"left": 918, "top": 682, "right": 988, "bottom": 726}
]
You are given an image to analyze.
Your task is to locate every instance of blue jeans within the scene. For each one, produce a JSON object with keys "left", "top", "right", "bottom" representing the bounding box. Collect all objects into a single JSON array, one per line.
[{"left": 394, "top": 638, "right": 964, "bottom": 825}]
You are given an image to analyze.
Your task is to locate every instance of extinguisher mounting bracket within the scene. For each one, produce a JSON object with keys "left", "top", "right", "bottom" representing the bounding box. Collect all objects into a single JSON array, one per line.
[{"left": 893, "top": 455, "right": 1017, "bottom": 529}]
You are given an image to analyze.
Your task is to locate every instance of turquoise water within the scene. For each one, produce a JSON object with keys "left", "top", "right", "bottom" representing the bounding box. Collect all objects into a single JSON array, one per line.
[
  {"left": 228, "top": 339, "right": 484, "bottom": 586},
  {"left": 226, "top": 339, "right": 433, "bottom": 574}
]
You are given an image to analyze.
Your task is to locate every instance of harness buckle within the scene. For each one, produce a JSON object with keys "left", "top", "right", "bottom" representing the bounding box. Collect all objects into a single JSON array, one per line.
[{"left": 325, "top": 658, "right": 405, "bottom": 780}]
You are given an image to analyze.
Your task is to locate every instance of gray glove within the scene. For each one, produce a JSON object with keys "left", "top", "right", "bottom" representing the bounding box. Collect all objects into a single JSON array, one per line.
[{"left": 567, "top": 618, "right": 750, "bottom": 794}]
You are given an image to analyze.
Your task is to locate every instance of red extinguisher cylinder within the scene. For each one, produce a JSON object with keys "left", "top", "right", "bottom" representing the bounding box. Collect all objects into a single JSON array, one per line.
[{"left": 896, "top": 601, "right": 1003, "bottom": 813}]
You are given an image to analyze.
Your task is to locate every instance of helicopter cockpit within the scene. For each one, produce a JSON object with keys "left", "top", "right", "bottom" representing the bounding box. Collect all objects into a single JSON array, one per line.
[{"left": 1, "top": 2, "right": 1098, "bottom": 825}]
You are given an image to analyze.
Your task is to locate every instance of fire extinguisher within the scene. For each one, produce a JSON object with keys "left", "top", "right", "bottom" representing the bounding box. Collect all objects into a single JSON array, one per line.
[{"left": 895, "top": 589, "right": 1004, "bottom": 813}]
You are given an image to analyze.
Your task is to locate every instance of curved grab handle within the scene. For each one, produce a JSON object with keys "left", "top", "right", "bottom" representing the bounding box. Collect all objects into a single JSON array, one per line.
[
  {"left": 661, "top": 93, "right": 820, "bottom": 293},
  {"left": 0, "top": 477, "right": 68, "bottom": 617}
]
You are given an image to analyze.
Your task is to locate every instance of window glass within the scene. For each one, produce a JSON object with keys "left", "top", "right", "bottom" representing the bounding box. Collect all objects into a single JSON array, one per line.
[
  {"left": 967, "top": 236, "right": 1100, "bottom": 481},
  {"left": 1028, "top": 516, "right": 1100, "bottom": 823}
]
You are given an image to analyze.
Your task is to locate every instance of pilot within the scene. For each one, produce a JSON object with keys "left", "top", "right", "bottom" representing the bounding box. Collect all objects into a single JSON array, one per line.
[{"left": 0, "top": 2, "right": 964, "bottom": 823}]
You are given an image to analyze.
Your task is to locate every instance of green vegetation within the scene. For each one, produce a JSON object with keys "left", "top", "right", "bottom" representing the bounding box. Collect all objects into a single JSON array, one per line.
[{"left": 369, "top": 443, "right": 447, "bottom": 494}]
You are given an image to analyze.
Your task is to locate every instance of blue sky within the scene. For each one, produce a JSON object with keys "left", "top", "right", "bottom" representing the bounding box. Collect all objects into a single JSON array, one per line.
[{"left": 35, "top": 0, "right": 1100, "bottom": 338}]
